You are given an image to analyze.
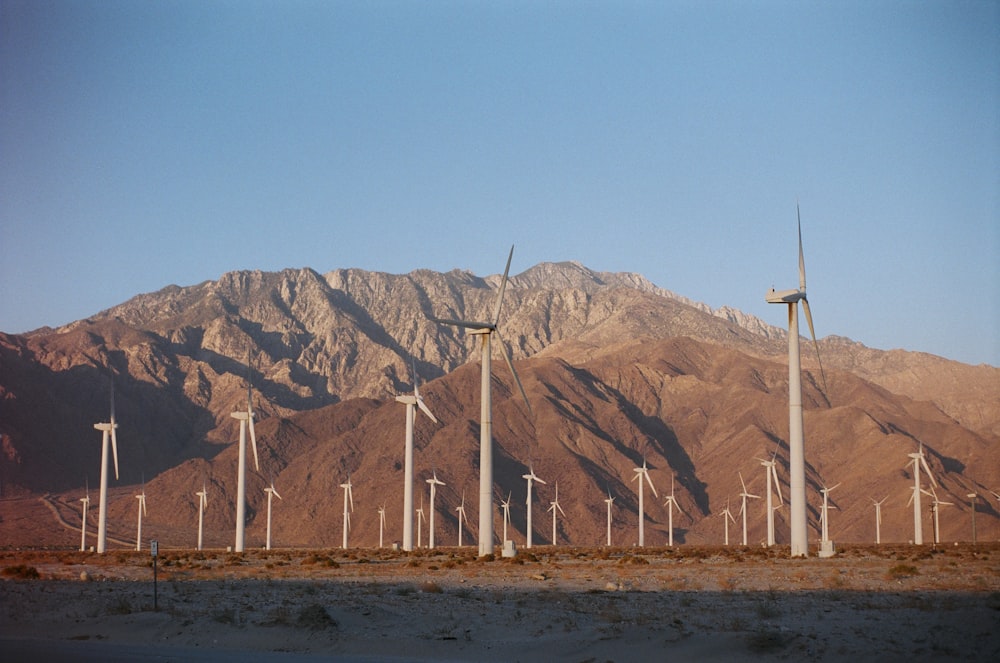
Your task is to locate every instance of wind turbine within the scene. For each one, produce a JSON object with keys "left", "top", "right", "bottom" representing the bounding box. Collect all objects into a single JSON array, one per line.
[
  {"left": 93, "top": 378, "right": 120, "bottom": 554},
  {"left": 765, "top": 205, "right": 828, "bottom": 557},
  {"left": 604, "top": 491, "right": 615, "bottom": 547},
  {"left": 662, "top": 476, "right": 687, "bottom": 547},
  {"left": 340, "top": 476, "right": 354, "bottom": 549},
  {"left": 196, "top": 484, "right": 208, "bottom": 551},
  {"left": 967, "top": 492, "right": 978, "bottom": 544},
  {"left": 929, "top": 487, "right": 953, "bottom": 545},
  {"left": 378, "top": 503, "right": 387, "bottom": 549},
  {"left": 395, "top": 361, "right": 439, "bottom": 552},
  {"left": 456, "top": 492, "right": 468, "bottom": 547},
  {"left": 719, "top": 497, "right": 736, "bottom": 546},
  {"left": 906, "top": 443, "right": 936, "bottom": 545},
  {"left": 871, "top": 496, "right": 888, "bottom": 545},
  {"left": 231, "top": 351, "right": 260, "bottom": 553},
  {"left": 134, "top": 482, "right": 147, "bottom": 551},
  {"left": 738, "top": 472, "right": 760, "bottom": 546},
  {"left": 758, "top": 453, "right": 784, "bottom": 547},
  {"left": 264, "top": 481, "right": 282, "bottom": 551},
  {"left": 416, "top": 495, "right": 426, "bottom": 549},
  {"left": 819, "top": 483, "right": 840, "bottom": 544},
  {"left": 522, "top": 466, "right": 546, "bottom": 549},
  {"left": 430, "top": 245, "right": 531, "bottom": 556},
  {"left": 548, "top": 482, "right": 566, "bottom": 546},
  {"left": 500, "top": 492, "right": 512, "bottom": 544},
  {"left": 426, "top": 472, "right": 445, "bottom": 549},
  {"left": 632, "top": 460, "right": 658, "bottom": 547},
  {"left": 79, "top": 482, "right": 90, "bottom": 552}
]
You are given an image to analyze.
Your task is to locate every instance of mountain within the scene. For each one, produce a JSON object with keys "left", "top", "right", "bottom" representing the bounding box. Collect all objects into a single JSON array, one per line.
[{"left": 0, "top": 261, "right": 997, "bottom": 549}]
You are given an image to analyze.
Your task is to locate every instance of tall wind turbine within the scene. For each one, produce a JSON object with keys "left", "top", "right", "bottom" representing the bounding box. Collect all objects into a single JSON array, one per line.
[
  {"left": 871, "top": 496, "right": 888, "bottom": 545},
  {"left": 548, "top": 482, "right": 566, "bottom": 546},
  {"left": 765, "top": 206, "right": 827, "bottom": 557},
  {"left": 134, "top": 483, "right": 147, "bottom": 551},
  {"left": 719, "top": 497, "right": 736, "bottom": 546},
  {"left": 396, "top": 361, "right": 439, "bottom": 552},
  {"left": 340, "top": 476, "right": 354, "bottom": 549},
  {"left": 758, "top": 453, "right": 784, "bottom": 547},
  {"left": 738, "top": 472, "right": 760, "bottom": 546},
  {"left": 231, "top": 352, "right": 260, "bottom": 553},
  {"left": 604, "top": 491, "right": 615, "bottom": 547},
  {"left": 632, "top": 460, "right": 658, "bottom": 547},
  {"left": 500, "top": 492, "right": 512, "bottom": 544},
  {"left": 196, "top": 484, "right": 208, "bottom": 551},
  {"left": 426, "top": 472, "right": 445, "bottom": 549},
  {"left": 264, "top": 481, "right": 282, "bottom": 551},
  {"left": 79, "top": 482, "right": 90, "bottom": 552},
  {"left": 906, "top": 443, "right": 936, "bottom": 545},
  {"left": 662, "top": 476, "right": 687, "bottom": 547},
  {"left": 378, "top": 503, "right": 387, "bottom": 549},
  {"left": 819, "top": 483, "right": 840, "bottom": 544},
  {"left": 522, "top": 466, "right": 546, "bottom": 549},
  {"left": 93, "top": 378, "right": 120, "bottom": 554},
  {"left": 416, "top": 495, "right": 426, "bottom": 549},
  {"left": 455, "top": 492, "right": 468, "bottom": 547},
  {"left": 929, "top": 487, "right": 953, "bottom": 545},
  {"left": 430, "top": 245, "right": 531, "bottom": 556}
]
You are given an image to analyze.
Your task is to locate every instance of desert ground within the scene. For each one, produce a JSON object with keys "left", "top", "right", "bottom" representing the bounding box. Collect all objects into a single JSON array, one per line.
[{"left": 1, "top": 543, "right": 998, "bottom": 662}]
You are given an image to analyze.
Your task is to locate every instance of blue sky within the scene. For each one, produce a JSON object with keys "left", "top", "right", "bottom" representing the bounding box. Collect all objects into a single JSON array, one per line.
[{"left": 2, "top": 1, "right": 997, "bottom": 366}]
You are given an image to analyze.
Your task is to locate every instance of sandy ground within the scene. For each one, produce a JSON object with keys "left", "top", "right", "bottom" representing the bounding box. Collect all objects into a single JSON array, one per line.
[{"left": 2, "top": 544, "right": 999, "bottom": 662}]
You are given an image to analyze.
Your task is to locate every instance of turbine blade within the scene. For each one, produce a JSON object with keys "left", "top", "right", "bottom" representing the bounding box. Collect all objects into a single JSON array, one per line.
[
  {"left": 430, "top": 317, "right": 493, "bottom": 331},
  {"left": 772, "top": 466, "right": 783, "bottom": 504},
  {"left": 248, "top": 414, "right": 260, "bottom": 471},
  {"left": 111, "top": 425, "right": 120, "bottom": 480},
  {"left": 645, "top": 472, "right": 658, "bottom": 498},
  {"left": 495, "top": 328, "right": 531, "bottom": 413},
  {"left": 416, "top": 395, "right": 439, "bottom": 424},
  {"left": 797, "top": 203, "right": 806, "bottom": 291},
  {"left": 800, "top": 298, "right": 829, "bottom": 399},
  {"left": 920, "top": 456, "right": 937, "bottom": 487},
  {"left": 491, "top": 245, "right": 515, "bottom": 326}
]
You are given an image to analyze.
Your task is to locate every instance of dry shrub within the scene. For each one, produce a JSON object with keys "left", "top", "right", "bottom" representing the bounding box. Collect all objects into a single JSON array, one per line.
[
  {"left": 2, "top": 564, "right": 40, "bottom": 579},
  {"left": 887, "top": 563, "right": 920, "bottom": 580}
]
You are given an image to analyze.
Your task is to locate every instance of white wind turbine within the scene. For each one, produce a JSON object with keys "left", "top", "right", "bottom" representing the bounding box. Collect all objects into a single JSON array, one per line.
[
  {"left": 340, "top": 476, "right": 354, "bottom": 549},
  {"left": 967, "top": 492, "right": 979, "bottom": 545},
  {"left": 929, "top": 486, "right": 953, "bottom": 545},
  {"left": 93, "top": 378, "right": 120, "bottom": 554},
  {"left": 378, "top": 503, "right": 387, "bottom": 549},
  {"left": 604, "top": 491, "right": 615, "bottom": 547},
  {"left": 79, "top": 481, "right": 90, "bottom": 552},
  {"left": 738, "top": 472, "right": 760, "bottom": 546},
  {"left": 430, "top": 245, "right": 531, "bottom": 556},
  {"left": 264, "top": 481, "right": 282, "bottom": 551},
  {"left": 662, "top": 476, "right": 687, "bottom": 547},
  {"left": 501, "top": 492, "right": 513, "bottom": 544},
  {"left": 134, "top": 482, "right": 147, "bottom": 551},
  {"left": 871, "top": 496, "right": 888, "bottom": 545},
  {"left": 632, "top": 459, "right": 658, "bottom": 547},
  {"left": 719, "top": 497, "right": 736, "bottom": 546},
  {"left": 196, "top": 484, "right": 208, "bottom": 551},
  {"left": 522, "top": 466, "right": 546, "bottom": 549},
  {"left": 548, "top": 482, "right": 566, "bottom": 546},
  {"left": 819, "top": 483, "right": 840, "bottom": 544},
  {"left": 765, "top": 206, "right": 828, "bottom": 557},
  {"left": 456, "top": 492, "right": 468, "bottom": 547},
  {"left": 231, "top": 352, "right": 260, "bottom": 553},
  {"left": 416, "top": 495, "right": 427, "bottom": 549},
  {"left": 395, "top": 361, "right": 439, "bottom": 552},
  {"left": 906, "top": 443, "right": 936, "bottom": 545},
  {"left": 426, "top": 472, "right": 445, "bottom": 549},
  {"left": 758, "top": 453, "right": 784, "bottom": 547}
]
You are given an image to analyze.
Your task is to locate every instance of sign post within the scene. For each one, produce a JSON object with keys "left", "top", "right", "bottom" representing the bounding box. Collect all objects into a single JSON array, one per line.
[{"left": 150, "top": 539, "right": 158, "bottom": 611}]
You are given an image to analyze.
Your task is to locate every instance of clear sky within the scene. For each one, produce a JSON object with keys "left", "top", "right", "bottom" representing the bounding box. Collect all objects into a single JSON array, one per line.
[{"left": 2, "top": 1, "right": 998, "bottom": 366}]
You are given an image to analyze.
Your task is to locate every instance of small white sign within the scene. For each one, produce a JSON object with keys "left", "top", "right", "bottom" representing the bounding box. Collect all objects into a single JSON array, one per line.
[{"left": 150, "top": 540, "right": 158, "bottom": 557}]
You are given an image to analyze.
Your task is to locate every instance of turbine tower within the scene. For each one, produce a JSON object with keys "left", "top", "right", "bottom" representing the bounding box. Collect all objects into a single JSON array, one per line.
[
  {"left": 416, "top": 495, "right": 426, "bottom": 549},
  {"left": 522, "top": 466, "right": 546, "bottom": 549},
  {"left": 765, "top": 206, "right": 827, "bottom": 557},
  {"left": 719, "top": 497, "right": 736, "bottom": 546},
  {"left": 196, "top": 484, "right": 208, "bottom": 551},
  {"left": 662, "top": 476, "right": 687, "bottom": 547},
  {"left": 264, "top": 481, "right": 282, "bottom": 551},
  {"left": 548, "top": 482, "right": 566, "bottom": 546},
  {"left": 967, "top": 492, "right": 978, "bottom": 544},
  {"left": 231, "top": 352, "right": 260, "bottom": 553},
  {"left": 929, "top": 487, "right": 953, "bottom": 545},
  {"left": 906, "top": 443, "right": 936, "bottom": 545},
  {"left": 604, "top": 491, "right": 615, "bottom": 547},
  {"left": 93, "top": 378, "right": 120, "bottom": 554},
  {"left": 426, "top": 472, "right": 445, "bottom": 549},
  {"left": 340, "top": 476, "right": 354, "bottom": 549},
  {"left": 819, "top": 483, "right": 840, "bottom": 544},
  {"left": 738, "top": 472, "right": 760, "bottom": 546},
  {"left": 758, "top": 453, "right": 784, "bottom": 547},
  {"left": 378, "top": 503, "right": 387, "bottom": 549},
  {"left": 134, "top": 483, "right": 147, "bottom": 551},
  {"left": 79, "top": 482, "right": 90, "bottom": 552},
  {"left": 500, "top": 492, "right": 512, "bottom": 544},
  {"left": 430, "top": 245, "right": 531, "bottom": 556},
  {"left": 632, "top": 460, "right": 658, "bottom": 547},
  {"left": 871, "top": 496, "right": 887, "bottom": 545},
  {"left": 456, "top": 492, "right": 468, "bottom": 547},
  {"left": 395, "top": 361, "right": 438, "bottom": 552}
]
